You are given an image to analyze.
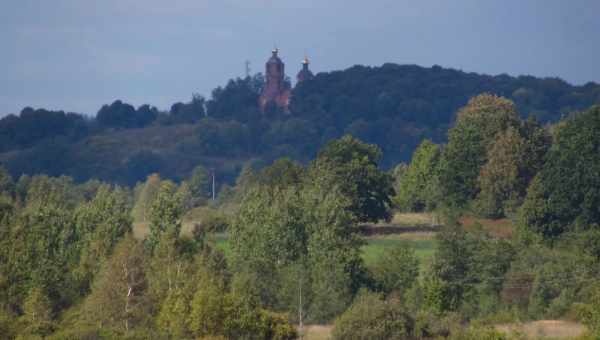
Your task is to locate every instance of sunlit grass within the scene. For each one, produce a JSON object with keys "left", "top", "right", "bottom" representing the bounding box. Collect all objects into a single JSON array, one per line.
[{"left": 361, "top": 236, "right": 436, "bottom": 273}]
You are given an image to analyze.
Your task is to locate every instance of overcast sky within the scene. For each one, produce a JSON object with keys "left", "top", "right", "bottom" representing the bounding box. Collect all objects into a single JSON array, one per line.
[{"left": 1, "top": 0, "right": 599, "bottom": 116}]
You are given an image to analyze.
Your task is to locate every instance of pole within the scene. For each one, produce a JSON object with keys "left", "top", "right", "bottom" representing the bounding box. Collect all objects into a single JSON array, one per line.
[{"left": 212, "top": 169, "right": 215, "bottom": 201}]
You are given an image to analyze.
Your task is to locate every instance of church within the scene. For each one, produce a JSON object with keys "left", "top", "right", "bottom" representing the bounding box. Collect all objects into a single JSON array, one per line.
[{"left": 259, "top": 48, "right": 314, "bottom": 112}]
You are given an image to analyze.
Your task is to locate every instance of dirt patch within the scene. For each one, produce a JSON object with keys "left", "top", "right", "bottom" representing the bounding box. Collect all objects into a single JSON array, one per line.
[
  {"left": 301, "top": 325, "right": 333, "bottom": 340},
  {"left": 461, "top": 215, "right": 514, "bottom": 239},
  {"left": 496, "top": 320, "right": 586, "bottom": 339}
]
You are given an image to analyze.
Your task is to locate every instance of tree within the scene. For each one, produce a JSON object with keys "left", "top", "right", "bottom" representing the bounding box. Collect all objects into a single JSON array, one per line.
[
  {"left": 310, "top": 135, "right": 394, "bottom": 223},
  {"left": 156, "top": 287, "right": 191, "bottom": 338},
  {"left": 257, "top": 158, "right": 305, "bottom": 189},
  {"left": 475, "top": 127, "right": 528, "bottom": 218},
  {"left": 394, "top": 140, "right": 440, "bottom": 212},
  {"left": 188, "top": 271, "right": 228, "bottom": 337},
  {"left": 576, "top": 283, "right": 600, "bottom": 337},
  {"left": 131, "top": 173, "right": 161, "bottom": 223},
  {"left": 520, "top": 105, "right": 600, "bottom": 240},
  {"left": 146, "top": 181, "right": 184, "bottom": 253},
  {"left": 80, "top": 235, "right": 148, "bottom": 333},
  {"left": 189, "top": 165, "right": 210, "bottom": 206},
  {"left": 20, "top": 287, "right": 53, "bottom": 337},
  {"left": 332, "top": 291, "right": 414, "bottom": 340},
  {"left": 438, "top": 94, "right": 521, "bottom": 207},
  {"left": 75, "top": 185, "right": 132, "bottom": 292},
  {"left": 370, "top": 245, "right": 420, "bottom": 295}
]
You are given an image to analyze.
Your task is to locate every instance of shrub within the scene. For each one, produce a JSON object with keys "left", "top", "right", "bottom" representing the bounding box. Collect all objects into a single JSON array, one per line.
[{"left": 332, "top": 291, "right": 414, "bottom": 340}]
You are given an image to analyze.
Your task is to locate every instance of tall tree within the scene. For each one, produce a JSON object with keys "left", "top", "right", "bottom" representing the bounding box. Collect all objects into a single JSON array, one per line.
[
  {"left": 520, "top": 105, "right": 600, "bottom": 240},
  {"left": 80, "top": 235, "right": 149, "bottom": 334},
  {"left": 438, "top": 94, "right": 520, "bottom": 207},
  {"left": 310, "top": 135, "right": 394, "bottom": 223},
  {"left": 394, "top": 140, "right": 440, "bottom": 212},
  {"left": 75, "top": 185, "right": 132, "bottom": 292}
]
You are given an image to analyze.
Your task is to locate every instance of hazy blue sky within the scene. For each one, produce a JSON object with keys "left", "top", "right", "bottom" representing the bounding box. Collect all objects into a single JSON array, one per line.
[{"left": 1, "top": 0, "right": 599, "bottom": 115}]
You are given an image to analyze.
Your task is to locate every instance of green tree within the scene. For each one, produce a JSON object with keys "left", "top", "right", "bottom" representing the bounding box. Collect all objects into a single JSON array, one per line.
[
  {"left": 438, "top": 94, "right": 520, "bottom": 207},
  {"left": 257, "top": 158, "right": 305, "bottom": 189},
  {"left": 370, "top": 245, "right": 420, "bottom": 295},
  {"left": 80, "top": 235, "right": 149, "bottom": 333},
  {"left": 20, "top": 287, "right": 53, "bottom": 337},
  {"left": 156, "top": 287, "right": 190, "bottom": 338},
  {"left": 0, "top": 166, "right": 14, "bottom": 195},
  {"left": 75, "top": 185, "right": 132, "bottom": 292},
  {"left": 576, "top": 283, "right": 600, "bottom": 337},
  {"left": 394, "top": 140, "right": 440, "bottom": 212},
  {"left": 189, "top": 165, "right": 210, "bottom": 206},
  {"left": 146, "top": 181, "right": 184, "bottom": 253},
  {"left": 131, "top": 173, "right": 161, "bottom": 223},
  {"left": 475, "top": 127, "right": 528, "bottom": 218},
  {"left": 332, "top": 291, "right": 414, "bottom": 340},
  {"left": 310, "top": 134, "right": 394, "bottom": 223},
  {"left": 188, "top": 271, "right": 228, "bottom": 337},
  {"left": 520, "top": 105, "right": 600, "bottom": 240}
]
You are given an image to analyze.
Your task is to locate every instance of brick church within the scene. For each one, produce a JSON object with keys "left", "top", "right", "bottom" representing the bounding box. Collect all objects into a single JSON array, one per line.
[{"left": 259, "top": 48, "right": 314, "bottom": 112}]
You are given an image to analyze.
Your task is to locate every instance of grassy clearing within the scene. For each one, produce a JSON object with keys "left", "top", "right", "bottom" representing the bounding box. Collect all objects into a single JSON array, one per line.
[
  {"left": 361, "top": 234, "right": 436, "bottom": 273},
  {"left": 390, "top": 212, "right": 439, "bottom": 227},
  {"left": 495, "top": 320, "right": 586, "bottom": 339}
]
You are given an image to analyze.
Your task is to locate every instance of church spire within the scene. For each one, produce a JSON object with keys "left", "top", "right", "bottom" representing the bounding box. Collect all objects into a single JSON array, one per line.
[{"left": 297, "top": 54, "right": 314, "bottom": 84}]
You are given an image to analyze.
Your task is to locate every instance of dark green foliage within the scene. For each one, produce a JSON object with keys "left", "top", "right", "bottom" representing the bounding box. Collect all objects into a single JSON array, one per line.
[
  {"left": 520, "top": 105, "right": 600, "bottom": 240},
  {"left": 97, "top": 100, "right": 158, "bottom": 129},
  {"left": 332, "top": 291, "right": 415, "bottom": 340},
  {"left": 167, "top": 94, "right": 206, "bottom": 124},
  {"left": 311, "top": 135, "right": 394, "bottom": 223},
  {"left": 4, "top": 64, "right": 597, "bottom": 186},
  {"left": 0, "top": 107, "right": 88, "bottom": 152},
  {"left": 206, "top": 75, "right": 263, "bottom": 122}
]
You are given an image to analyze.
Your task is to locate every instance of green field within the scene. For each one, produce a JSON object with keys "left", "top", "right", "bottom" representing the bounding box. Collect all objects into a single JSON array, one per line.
[{"left": 214, "top": 233, "right": 436, "bottom": 273}]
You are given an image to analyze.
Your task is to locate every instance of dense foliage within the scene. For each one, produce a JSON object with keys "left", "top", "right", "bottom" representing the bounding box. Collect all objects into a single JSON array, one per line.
[{"left": 1, "top": 64, "right": 599, "bottom": 186}]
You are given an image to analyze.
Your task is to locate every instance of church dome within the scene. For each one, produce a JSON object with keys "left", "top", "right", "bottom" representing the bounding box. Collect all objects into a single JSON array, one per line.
[
  {"left": 296, "top": 56, "right": 314, "bottom": 83},
  {"left": 267, "top": 48, "right": 283, "bottom": 65}
]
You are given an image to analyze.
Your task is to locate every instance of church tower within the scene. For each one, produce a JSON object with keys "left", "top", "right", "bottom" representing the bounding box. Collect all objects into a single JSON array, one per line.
[
  {"left": 296, "top": 56, "right": 314, "bottom": 84},
  {"left": 259, "top": 48, "right": 291, "bottom": 112}
]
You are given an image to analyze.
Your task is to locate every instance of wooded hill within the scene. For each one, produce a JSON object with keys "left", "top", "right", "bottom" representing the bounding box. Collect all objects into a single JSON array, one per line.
[{"left": 1, "top": 63, "right": 599, "bottom": 186}]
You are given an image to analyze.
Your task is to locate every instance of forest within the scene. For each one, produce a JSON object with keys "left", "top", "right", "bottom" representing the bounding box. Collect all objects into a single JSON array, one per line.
[
  {"left": 1, "top": 64, "right": 600, "bottom": 186},
  {"left": 1, "top": 81, "right": 600, "bottom": 338}
]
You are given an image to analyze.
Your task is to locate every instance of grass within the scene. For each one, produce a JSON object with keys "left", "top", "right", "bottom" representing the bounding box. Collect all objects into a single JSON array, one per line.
[
  {"left": 390, "top": 212, "right": 439, "bottom": 227},
  {"left": 495, "top": 320, "right": 586, "bottom": 339},
  {"left": 361, "top": 234, "right": 436, "bottom": 273}
]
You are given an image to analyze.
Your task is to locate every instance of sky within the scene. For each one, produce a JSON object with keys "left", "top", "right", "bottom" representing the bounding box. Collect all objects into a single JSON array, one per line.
[{"left": 1, "top": 0, "right": 599, "bottom": 116}]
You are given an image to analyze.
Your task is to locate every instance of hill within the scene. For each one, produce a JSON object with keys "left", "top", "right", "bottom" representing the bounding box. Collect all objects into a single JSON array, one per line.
[{"left": 1, "top": 63, "right": 599, "bottom": 185}]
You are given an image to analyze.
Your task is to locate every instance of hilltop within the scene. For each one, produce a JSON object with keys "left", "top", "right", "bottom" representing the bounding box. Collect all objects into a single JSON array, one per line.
[{"left": 1, "top": 63, "right": 599, "bottom": 185}]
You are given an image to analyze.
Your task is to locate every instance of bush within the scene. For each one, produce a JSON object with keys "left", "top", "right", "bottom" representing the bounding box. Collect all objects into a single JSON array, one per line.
[
  {"left": 370, "top": 245, "right": 419, "bottom": 295},
  {"left": 332, "top": 291, "right": 414, "bottom": 340}
]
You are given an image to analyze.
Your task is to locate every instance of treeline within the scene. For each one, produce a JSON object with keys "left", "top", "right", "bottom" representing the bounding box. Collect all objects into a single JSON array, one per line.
[
  {"left": 1, "top": 93, "right": 600, "bottom": 338},
  {"left": 0, "top": 133, "right": 396, "bottom": 339},
  {"left": 373, "top": 95, "right": 600, "bottom": 339},
  {"left": 2, "top": 64, "right": 600, "bottom": 184}
]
